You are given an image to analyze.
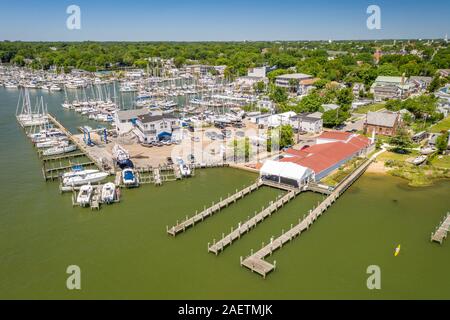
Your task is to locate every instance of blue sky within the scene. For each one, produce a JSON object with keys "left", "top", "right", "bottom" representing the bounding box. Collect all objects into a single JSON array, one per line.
[{"left": 0, "top": 0, "right": 449, "bottom": 41}]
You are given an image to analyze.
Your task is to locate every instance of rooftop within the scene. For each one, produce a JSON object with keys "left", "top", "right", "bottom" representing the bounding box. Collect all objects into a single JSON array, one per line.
[
  {"left": 282, "top": 134, "right": 371, "bottom": 174},
  {"left": 276, "top": 73, "right": 313, "bottom": 80},
  {"left": 366, "top": 111, "right": 399, "bottom": 128},
  {"left": 116, "top": 108, "right": 149, "bottom": 121},
  {"left": 138, "top": 114, "right": 177, "bottom": 124}
]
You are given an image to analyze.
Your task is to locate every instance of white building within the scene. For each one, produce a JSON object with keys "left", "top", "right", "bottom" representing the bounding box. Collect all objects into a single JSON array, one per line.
[
  {"left": 290, "top": 113, "right": 323, "bottom": 133},
  {"left": 275, "top": 73, "right": 314, "bottom": 93},
  {"left": 114, "top": 109, "right": 150, "bottom": 135},
  {"left": 267, "top": 111, "right": 297, "bottom": 128},
  {"left": 248, "top": 67, "right": 268, "bottom": 78},
  {"left": 135, "top": 114, "right": 181, "bottom": 143},
  {"left": 260, "top": 160, "right": 315, "bottom": 188}
]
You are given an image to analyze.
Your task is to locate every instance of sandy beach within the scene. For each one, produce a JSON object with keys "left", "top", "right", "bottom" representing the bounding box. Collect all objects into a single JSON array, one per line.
[{"left": 366, "top": 160, "right": 389, "bottom": 174}]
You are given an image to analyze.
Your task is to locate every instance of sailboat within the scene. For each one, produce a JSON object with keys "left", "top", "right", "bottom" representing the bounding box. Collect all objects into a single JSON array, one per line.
[{"left": 16, "top": 90, "right": 48, "bottom": 127}]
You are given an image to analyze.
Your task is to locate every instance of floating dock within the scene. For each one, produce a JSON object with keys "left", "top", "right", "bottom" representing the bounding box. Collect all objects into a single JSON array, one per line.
[
  {"left": 431, "top": 213, "right": 450, "bottom": 245},
  {"left": 208, "top": 189, "right": 300, "bottom": 255},
  {"left": 167, "top": 181, "right": 263, "bottom": 236},
  {"left": 241, "top": 157, "right": 374, "bottom": 278}
]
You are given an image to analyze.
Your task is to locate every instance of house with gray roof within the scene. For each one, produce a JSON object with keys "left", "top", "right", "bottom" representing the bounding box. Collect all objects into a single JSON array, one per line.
[
  {"left": 370, "top": 76, "right": 412, "bottom": 102},
  {"left": 114, "top": 108, "right": 151, "bottom": 135},
  {"left": 135, "top": 113, "right": 181, "bottom": 143},
  {"left": 364, "top": 111, "right": 400, "bottom": 136}
]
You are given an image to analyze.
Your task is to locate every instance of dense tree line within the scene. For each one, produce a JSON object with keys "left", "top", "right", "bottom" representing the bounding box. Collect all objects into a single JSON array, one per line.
[{"left": 1, "top": 40, "right": 449, "bottom": 84}]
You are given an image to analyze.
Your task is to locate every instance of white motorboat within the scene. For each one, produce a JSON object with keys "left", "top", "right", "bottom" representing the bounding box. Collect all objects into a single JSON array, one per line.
[
  {"left": 4, "top": 82, "right": 18, "bottom": 89},
  {"left": 63, "top": 170, "right": 109, "bottom": 187},
  {"left": 101, "top": 183, "right": 116, "bottom": 204},
  {"left": 177, "top": 158, "right": 192, "bottom": 177},
  {"left": 122, "top": 168, "right": 138, "bottom": 187},
  {"left": 36, "top": 139, "right": 69, "bottom": 149},
  {"left": 420, "top": 147, "right": 437, "bottom": 155},
  {"left": 42, "top": 144, "right": 77, "bottom": 156},
  {"left": 62, "top": 102, "right": 72, "bottom": 109},
  {"left": 50, "top": 85, "right": 62, "bottom": 91},
  {"left": 63, "top": 169, "right": 99, "bottom": 179},
  {"left": 77, "top": 185, "right": 93, "bottom": 207},
  {"left": 412, "top": 155, "right": 428, "bottom": 166}
]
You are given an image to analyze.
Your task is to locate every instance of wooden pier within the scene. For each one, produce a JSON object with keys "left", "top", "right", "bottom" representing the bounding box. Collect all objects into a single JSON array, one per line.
[
  {"left": 261, "top": 180, "right": 299, "bottom": 192},
  {"left": 431, "top": 213, "right": 450, "bottom": 245},
  {"left": 208, "top": 190, "right": 300, "bottom": 255},
  {"left": 241, "top": 157, "right": 374, "bottom": 278},
  {"left": 306, "top": 183, "right": 333, "bottom": 195},
  {"left": 167, "top": 181, "right": 263, "bottom": 236}
]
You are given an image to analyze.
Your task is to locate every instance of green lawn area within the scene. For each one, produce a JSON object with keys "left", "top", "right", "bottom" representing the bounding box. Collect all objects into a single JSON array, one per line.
[
  {"left": 354, "top": 103, "right": 385, "bottom": 114},
  {"left": 321, "top": 157, "right": 365, "bottom": 186},
  {"left": 378, "top": 151, "right": 418, "bottom": 162},
  {"left": 430, "top": 116, "right": 450, "bottom": 133},
  {"left": 432, "top": 155, "right": 450, "bottom": 169}
]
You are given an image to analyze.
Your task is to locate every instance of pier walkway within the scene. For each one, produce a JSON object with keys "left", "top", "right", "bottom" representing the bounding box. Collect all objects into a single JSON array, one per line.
[
  {"left": 431, "top": 213, "right": 450, "bottom": 245},
  {"left": 47, "top": 114, "right": 106, "bottom": 172},
  {"left": 167, "top": 181, "right": 264, "bottom": 236},
  {"left": 208, "top": 190, "right": 300, "bottom": 255},
  {"left": 241, "top": 157, "right": 375, "bottom": 278}
]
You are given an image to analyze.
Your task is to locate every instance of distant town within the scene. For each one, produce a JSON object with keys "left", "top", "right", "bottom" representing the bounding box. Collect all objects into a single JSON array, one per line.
[{"left": 2, "top": 40, "right": 449, "bottom": 191}]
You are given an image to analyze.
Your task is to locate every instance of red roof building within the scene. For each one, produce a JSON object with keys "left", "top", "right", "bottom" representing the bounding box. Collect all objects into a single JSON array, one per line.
[{"left": 281, "top": 132, "right": 372, "bottom": 181}]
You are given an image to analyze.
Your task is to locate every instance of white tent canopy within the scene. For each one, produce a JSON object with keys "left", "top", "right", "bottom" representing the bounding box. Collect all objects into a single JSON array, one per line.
[{"left": 260, "top": 160, "right": 314, "bottom": 186}]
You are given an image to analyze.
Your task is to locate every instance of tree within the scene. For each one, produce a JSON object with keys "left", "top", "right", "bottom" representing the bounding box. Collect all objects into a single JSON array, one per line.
[
  {"left": 336, "top": 88, "right": 354, "bottom": 110},
  {"left": 436, "top": 132, "right": 449, "bottom": 154},
  {"left": 322, "top": 108, "right": 350, "bottom": 128},
  {"left": 269, "top": 86, "right": 288, "bottom": 104},
  {"left": 267, "top": 125, "right": 294, "bottom": 151},
  {"left": 428, "top": 75, "right": 442, "bottom": 93},
  {"left": 389, "top": 127, "right": 413, "bottom": 153},
  {"left": 253, "top": 81, "right": 266, "bottom": 94},
  {"left": 279, "top": 125, "right": 294, "bottom": 149},
  {"left": 298, "top": 92, "right": 323, "bottom": 112}
]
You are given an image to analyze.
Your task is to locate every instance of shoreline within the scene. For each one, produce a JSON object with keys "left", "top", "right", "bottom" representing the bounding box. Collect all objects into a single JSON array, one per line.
[{"left": 366, "top": 160, "right": 389, "bottom": 174}]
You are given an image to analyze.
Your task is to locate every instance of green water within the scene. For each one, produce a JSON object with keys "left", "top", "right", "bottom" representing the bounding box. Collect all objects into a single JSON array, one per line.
[{"left": 0, "top": 88, "right": 449, "bottom": 299}]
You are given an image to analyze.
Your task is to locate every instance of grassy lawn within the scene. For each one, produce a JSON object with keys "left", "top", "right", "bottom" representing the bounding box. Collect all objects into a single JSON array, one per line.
[
  {"left": 354, "top": 103, "right": 385, "bottom": 114},
  {"left": 378, "top": 151, "right": 418, "bottom": 162},
  {"left": 321, "top": 157, "right": 366, "bottom": 187},
  {"left": 431, "top": 155, "right": 450, "bottom": 169},
  {"left": 388, "top": 162, "right": 450, "bottom": 187},
  {"left": 430, "top": 116, "right": 450, "bottom": 133}
]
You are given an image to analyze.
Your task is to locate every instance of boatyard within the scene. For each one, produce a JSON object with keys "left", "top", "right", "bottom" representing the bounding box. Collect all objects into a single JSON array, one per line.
[{"left": 1, "top": 34, "right": 449, "bottom": 299}]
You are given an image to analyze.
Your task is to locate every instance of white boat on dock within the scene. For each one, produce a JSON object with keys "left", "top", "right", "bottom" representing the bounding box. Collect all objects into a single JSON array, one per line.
[
  {"left": 412, "top": 155, "right": 428, "bottom": 166},
  {"left": 77, "top": 185, "right": 93, "bottom": 207},
  {"left": 42, "top": 144, "right": 77, "bottom": 156},
  {"left": 177, "top": 158, "right": 192, "bottom": 177},
  {"left": 101, "top": 183, "right": 116, "bottom": 204},
  {"left": 36, "top": 139, "right": 69, "bottom": 149},
  {"left": 63, "top": 170, "right": 109, "bottom": 187},
  {"left": 122, "top": 168, "right": 138, "bottom": 187}
]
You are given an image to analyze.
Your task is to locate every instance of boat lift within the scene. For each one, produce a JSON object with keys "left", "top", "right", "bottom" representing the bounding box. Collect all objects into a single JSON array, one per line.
[{"left": 81, "top": 127, "right": 109, "bottom": 146}]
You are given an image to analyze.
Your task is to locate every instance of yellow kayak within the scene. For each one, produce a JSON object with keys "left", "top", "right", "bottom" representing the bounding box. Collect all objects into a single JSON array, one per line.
[{"left": 394, "top": 245, "right": 401, "bottom": 257}]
